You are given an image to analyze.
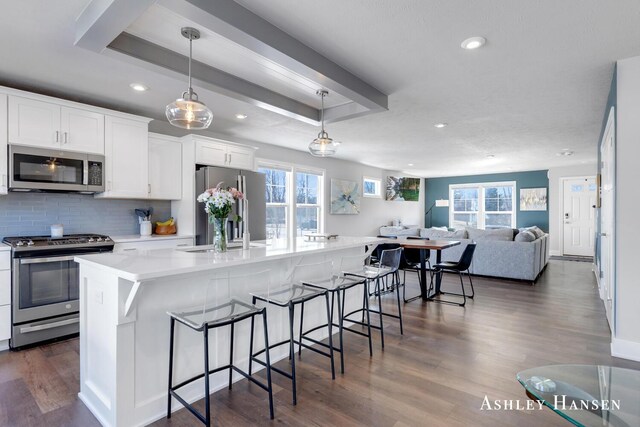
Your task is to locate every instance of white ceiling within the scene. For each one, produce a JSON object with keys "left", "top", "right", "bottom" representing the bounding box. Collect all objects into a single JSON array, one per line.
[{"left": 1, "top": 0, "right": 639, "bottom": 177}]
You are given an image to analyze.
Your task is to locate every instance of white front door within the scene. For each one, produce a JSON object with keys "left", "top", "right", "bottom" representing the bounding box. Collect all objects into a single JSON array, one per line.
[{"left": 563, "top": 177, "right": 596, "bottom": 256}]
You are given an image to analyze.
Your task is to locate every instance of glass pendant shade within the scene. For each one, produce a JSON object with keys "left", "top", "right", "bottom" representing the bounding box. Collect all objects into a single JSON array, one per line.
[
  {"left": 309, "top": 131, "right": 339, "bottom": 157},
  {"left": 309, "top": 90, "right": 339, "bottom": 157},
  {"left": 166, "top": 27, "right": 213, "bottom": 130},
  {"left": 166, "top": 91, "right": 213, "bottom": 129}
]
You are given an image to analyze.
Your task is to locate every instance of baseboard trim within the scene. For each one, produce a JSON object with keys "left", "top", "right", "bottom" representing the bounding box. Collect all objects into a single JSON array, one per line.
[
  {"left": 611, "top": 337, "right": 640, "bottom": 362},
  {"left": 0, "top": 340, "right": 9, "bottom": 352}
]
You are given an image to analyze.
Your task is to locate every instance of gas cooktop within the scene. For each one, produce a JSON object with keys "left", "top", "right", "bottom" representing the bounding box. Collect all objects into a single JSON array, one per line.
[{"left": 3, "top": 234, "right": 113, "bottom": 251}]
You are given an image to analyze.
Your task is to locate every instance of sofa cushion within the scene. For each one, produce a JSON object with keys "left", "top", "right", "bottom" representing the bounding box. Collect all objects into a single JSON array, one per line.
[
  {"left": 420, "top": 228, "right": 468, "bottom": 239},
  {"left": 520, "top": 226, "right": 545, "bottom": 239},
  {"left": 515, "top": 230, "right": 536, "bottom": 242},
  {"left": 379, "top": 226, "right": 420, "bottom": 237},
  {"left": 466, "top": 228, "right": 514, "bottom": 241}
]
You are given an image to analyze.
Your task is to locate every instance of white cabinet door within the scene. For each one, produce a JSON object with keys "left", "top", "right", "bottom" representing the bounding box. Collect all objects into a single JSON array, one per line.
[
  {"left": 0, "top": 306, "right": 10, "bottom": 341},
  {"left": 0, "top": 270, "right": 10, "bottom": 306},
  {"left": 148, "top": 134, "right": 182, "bottom": 200},
  {"left": 195, "top": 140, "right": 227, "bottom": 166},
  {"left": 0, "top": 94, "right": 7, "bottom": 195},
  {"left": 8, "top": 96, "right": 61, "bottom": 148},
  {"left": 100, "top": 116, "right": 149, "bottom": 199},
  {"left": 226, "top": 145, "right": 255, "bottom": 170},
  {"left": 60, "top": 107, "right": 105, "bottom": 154}
]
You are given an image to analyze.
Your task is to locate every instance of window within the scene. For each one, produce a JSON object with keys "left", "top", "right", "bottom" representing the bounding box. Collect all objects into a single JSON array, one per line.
[
  {"left": 259, "top": 166, "right": 290, "bottom": 240},
  {"left": 296, "top": 171, "right": 322, "bottom": 236},
  {"left": 363, "top": 177, "right": 382, "bottom": 198},
  {"left": 450, "top": 182, "right": 515, "bottom": 229},
  {"left": 258, "top": 160, "right": 324, "bottom": 240}
]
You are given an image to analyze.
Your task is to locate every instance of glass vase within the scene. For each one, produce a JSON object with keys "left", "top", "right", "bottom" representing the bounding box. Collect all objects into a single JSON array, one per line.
[{"left": 211, "top": 216, "right": 228, "bottom": 253}]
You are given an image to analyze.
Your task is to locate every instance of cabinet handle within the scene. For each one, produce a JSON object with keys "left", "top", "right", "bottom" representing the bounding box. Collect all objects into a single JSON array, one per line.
[
  {"left": 64, "top": 132, "right": 68, "bottom": 144},
  {"left": 107, "top": 181, "right": 112, "bottom": 191},
  {"left": 148, "top": 184, "right": 151, "bottom": 194},
  {"left": 224, "top": 153, "right": 228, "bottom": 164},
  {"left": 228, "top": 154, "right": 232, "bottom": 164},
  {"left": 55, "top": 131, "right": 59, "bottom": 143}
]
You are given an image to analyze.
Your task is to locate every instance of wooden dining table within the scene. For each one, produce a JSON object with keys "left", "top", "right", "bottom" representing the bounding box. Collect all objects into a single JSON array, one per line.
[{"left": 386, "top": 238, "right": 461, "bottom": 301}]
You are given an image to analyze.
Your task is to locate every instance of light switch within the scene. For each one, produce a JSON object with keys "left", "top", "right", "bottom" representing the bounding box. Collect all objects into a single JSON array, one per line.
[{"left": 94, "top": 290, "right": 103, "bottom": 305}]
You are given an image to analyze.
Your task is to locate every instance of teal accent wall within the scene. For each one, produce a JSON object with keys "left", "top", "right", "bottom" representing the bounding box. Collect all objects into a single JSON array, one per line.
[{"left": 424, "top": 170, "right": 549, "bottom": 231}]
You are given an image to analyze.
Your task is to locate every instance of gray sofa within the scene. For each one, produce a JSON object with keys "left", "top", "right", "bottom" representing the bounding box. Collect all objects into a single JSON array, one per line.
[{"left": 378, "top": 226, "right": 549, "bottom": 282}]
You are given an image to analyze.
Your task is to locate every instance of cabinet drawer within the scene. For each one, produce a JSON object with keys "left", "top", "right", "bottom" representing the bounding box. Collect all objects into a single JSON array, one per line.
[
  {"left": 114, "top": 238, "right": 194, "bottom": 253},
  {"left": 0, "top": 305, "right": 10, "bottom": 341},
  {"left": 0, "top": 253, "right": 10, "bottom": 271},
  {"left": 0, "top": 270, "right": 9, "bottom": 306}
]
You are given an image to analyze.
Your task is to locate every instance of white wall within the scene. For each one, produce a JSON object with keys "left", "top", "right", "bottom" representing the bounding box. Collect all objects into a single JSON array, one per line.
[
  {"left": 612, "top": 56, "right": 640, "bottom": 360},
  {"left": 153, "top": 122, "right": 424, "bottom": 237},
  {"left": 547, "top": 164, "right": 597, "bottom": 255}
]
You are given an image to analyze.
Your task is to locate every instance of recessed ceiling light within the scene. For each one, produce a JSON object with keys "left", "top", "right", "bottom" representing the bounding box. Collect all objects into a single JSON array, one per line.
[
  {"left": 434, "top": 123, "right": 448, "bottom": 128},
  {"left": 129, "top": 83, "right": 148, "bottom": 92},
  {"left": 235, "top": 113, "right": 248, "bottom": 120},
  {"left": 408, "top": 163, "right": 414, "bottom": 166},
  {"left": 557, "top": 150, "right": 574, "bottom": 157},
  {"left": 461, "top": 36, "right": 486, "bottom": 50},
  {"left": 486, "top": 154, "right": 496, "bottom": 159}
]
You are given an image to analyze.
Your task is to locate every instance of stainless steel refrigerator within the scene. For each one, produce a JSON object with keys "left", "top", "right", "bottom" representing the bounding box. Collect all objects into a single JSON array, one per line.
[{"left": 195, "top": 166, "right": 266, "bottom": 246}]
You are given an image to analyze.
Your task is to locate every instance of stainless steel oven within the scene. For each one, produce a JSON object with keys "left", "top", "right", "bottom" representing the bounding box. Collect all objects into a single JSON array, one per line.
[
  {"left": 3, "top": 234, "right": 114, "bottom": 349},
  {"left": 9, "top": 145, "right": 105, "bottom": 193}
]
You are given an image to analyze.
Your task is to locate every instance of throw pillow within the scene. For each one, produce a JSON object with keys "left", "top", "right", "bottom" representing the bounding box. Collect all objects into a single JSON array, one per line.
[
  {"left": 515, "top": 230, "right": 536, "bottom": 242},
  {"left": 420, "top": 228, "right": 468, "bottom": 239},
  {"left": 520, "top": 226, "right": 545, "bottom": 238}
]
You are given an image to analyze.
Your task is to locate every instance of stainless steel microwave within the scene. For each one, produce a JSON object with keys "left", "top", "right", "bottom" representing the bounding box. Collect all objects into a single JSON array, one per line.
[{"left": 9, "top": 145, "right": 105, "bottom": 193}]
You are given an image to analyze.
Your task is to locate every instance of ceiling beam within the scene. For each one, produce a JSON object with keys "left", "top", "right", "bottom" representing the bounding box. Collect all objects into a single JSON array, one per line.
[
  {"left": 107, "top": 33, "right": 320, "bottom": 124},
  {"left": 158, "top": 0, "right": 388, "bottom": 116},
  {"left": 75, "top": 0, "right": 156, "bottom": 52}
]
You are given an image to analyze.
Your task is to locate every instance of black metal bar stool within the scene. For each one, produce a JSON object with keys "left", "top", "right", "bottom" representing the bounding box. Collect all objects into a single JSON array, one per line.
[
  {"left": 166, "top": 272, "right": 275, "bottom": 426},
  {"left": 401, "top": 236, "right": 433, "bottom": 302},
  {"left": 302, "top": 258, "right": 373, "bottom": 374},
  {"left": 430, "top": 243, "right": 477, "bottom": 307},
  {"left": 342, "top": 247, "right": 403, "bottom": 349},
  {"left": 249, "top": 261, "right": 335, "bottom": 405}
]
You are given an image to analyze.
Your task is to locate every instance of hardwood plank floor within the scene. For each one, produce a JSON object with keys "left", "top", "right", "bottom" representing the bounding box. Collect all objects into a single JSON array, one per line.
[{"left": 1, "top": 259, "right": 638, "bottom": 426}]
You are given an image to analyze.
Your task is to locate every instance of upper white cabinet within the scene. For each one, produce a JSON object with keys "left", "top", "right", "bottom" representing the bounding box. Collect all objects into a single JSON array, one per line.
[
  {"left": 194, "top": 137, "right": 256, "bottom": 170},
  {"left": 8, "top": 96, "right": 61, "bottom": 149},
  {"left": 98, "top": 116, "right": 149, "bottom": 199},
  {"left": 8, "top": 96, "right": 105, "bottom": 154},
  {"left": 0, "top": 94, "right": 7, "bottom": 195},
  {"left": 148, "top": 133, "right": 182, "bottom": 200},
  {"left": 60, "top": 107, "right": 105, "bottom": 154}
]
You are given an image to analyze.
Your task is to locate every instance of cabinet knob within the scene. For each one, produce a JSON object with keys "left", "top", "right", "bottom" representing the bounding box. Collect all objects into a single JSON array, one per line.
[{"left": 55, "top": 130, "right": 59, "bottom": 143}]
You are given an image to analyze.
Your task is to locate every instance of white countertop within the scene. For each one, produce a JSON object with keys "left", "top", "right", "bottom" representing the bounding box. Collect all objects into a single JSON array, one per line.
[
  {"left": 0, "top": 245, "right": 10, "bottom": 252},
  {"left": 75, "top": 236, "right": 381, "bottom": 282},
  {"left": 110, "top": 234, "right": 195, "bottom": 243}
]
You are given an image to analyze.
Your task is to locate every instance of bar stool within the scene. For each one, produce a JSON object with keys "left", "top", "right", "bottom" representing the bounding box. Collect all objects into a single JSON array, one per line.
[
  {"left": 401, "top": 236, "right": 432, "bottom": 302},
  {"left": 343, "top": 247, "right": 403, "bottom": 349},
  {"left": 166, "top": 271, "right": 274, "bottom": 426},
  {"left": 250, "top": 261, "right": 335, "bottom": 405},
  {"left": 301, "top": 258, "right": 373, "bottom": 374}
]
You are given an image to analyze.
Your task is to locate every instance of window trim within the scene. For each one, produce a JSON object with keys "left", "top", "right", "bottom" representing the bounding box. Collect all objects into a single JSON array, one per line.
[
  {"left": 449, "top": 181, "right": 516, "bottom": 230},
  {"left": 362, "top": 176, "right": 382, "bottom": 198},
  {"left": 257, "top": 158, "right": 326, "bottom": 238}
]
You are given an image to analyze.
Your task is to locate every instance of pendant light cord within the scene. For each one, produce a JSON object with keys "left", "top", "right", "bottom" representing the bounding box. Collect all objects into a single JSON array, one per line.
[{"left": 188, "top": 34, "right": 193, "bottom": 96}]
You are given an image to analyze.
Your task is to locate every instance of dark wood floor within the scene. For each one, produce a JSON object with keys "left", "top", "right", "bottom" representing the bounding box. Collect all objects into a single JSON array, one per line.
[{"left": 1, "top": 260, "right": 638, "bottom": 426}]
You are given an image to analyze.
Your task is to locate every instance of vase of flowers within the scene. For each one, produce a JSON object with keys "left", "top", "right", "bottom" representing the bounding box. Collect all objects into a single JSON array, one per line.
[{"left": 197, "top": 183, "right": 244, "bottom": 252}]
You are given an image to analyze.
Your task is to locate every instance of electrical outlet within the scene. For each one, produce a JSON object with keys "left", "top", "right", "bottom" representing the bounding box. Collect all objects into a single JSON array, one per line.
[{"left": 94, "top": 290, "right": 103, "bottom": 304}]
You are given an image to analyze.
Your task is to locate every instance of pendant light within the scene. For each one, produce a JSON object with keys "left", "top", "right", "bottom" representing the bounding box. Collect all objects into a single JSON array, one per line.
[
  {"left": 309, "top": 90, "right": 340, "bottom": 157},
  {"left": 165, "top": 27, "right": 213, "bottom": 130}
]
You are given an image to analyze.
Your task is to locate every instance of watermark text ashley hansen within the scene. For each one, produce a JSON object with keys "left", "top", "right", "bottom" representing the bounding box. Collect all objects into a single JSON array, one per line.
[{"left": 481, "top": 395, "right": 621, "bottom": 411}]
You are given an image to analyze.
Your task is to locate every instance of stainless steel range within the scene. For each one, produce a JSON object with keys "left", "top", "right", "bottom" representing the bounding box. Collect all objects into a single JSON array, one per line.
[{"left": 2, "top": 234, "right": 114, "bottom": 349}]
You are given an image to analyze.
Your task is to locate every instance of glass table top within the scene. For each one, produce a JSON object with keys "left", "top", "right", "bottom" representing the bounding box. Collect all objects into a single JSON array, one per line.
[{"left": 517, "top": 365, "right": 640, "bottom": 427}]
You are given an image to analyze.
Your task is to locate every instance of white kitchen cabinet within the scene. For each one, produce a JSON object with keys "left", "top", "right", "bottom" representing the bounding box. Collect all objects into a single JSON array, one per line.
[
  {"left": 98, "top": 116, "right": 149, "bottom": 199},
  {"left": 60, "top": 107, "right": 104, "bottom": 154},
  {"left": 148, "top": 133, "right": 182, "bottom": 200},
  {"left": 0, "top": 94, "right": 7, "bottom": 195},
  {"left": 0, "top": 252, "right": 10, "bottom": 343},
  {"left": 8, "top": 96, "right": 61, "bottom": 149},
  {"left": 8, "top": 96, "right": 105, "bottom": 154},
  {"left": 194, "top": 137, "right": 256, "bottom": 170}
]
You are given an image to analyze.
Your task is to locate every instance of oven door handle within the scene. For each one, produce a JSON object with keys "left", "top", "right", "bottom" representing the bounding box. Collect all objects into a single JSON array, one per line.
[
  {"left": 20, "top": 256, "right": 76, "bottom": 264},
  {"left": 20, "top": 317, "right": 79, "bottom": 334}
]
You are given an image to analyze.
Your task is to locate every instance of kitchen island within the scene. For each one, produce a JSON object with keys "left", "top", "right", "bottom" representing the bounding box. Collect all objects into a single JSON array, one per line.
[{"left": 75, "top": 236, "right": 382, "bottom": 427}]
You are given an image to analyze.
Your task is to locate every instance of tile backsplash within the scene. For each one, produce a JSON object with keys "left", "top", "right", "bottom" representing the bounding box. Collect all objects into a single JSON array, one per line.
[{"left": 0, "top": 193, "right": 171, "bottom": 239}]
